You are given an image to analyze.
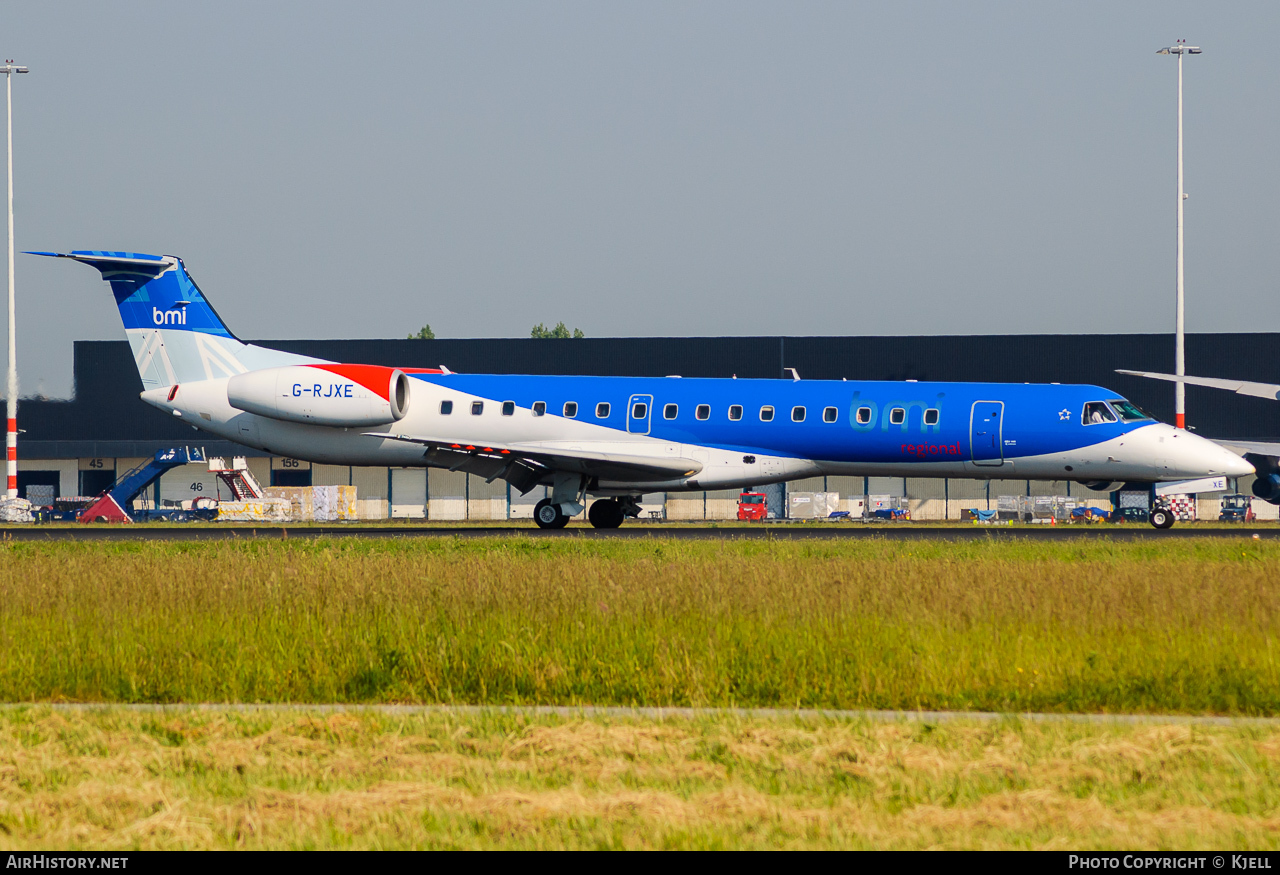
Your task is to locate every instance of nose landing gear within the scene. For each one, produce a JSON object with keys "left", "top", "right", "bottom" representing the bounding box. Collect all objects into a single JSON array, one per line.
[{"left": 1149, "top": 501, "right": 1175, "bottom": 530}]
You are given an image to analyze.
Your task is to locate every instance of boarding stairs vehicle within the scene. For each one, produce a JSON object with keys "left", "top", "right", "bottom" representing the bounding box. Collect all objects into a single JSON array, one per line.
[
  {"left": 207, "top": 456, "right": 264, "bottom": 499},
  {"left": 78, "top": 447, "right": 216, "bottom": 523}
]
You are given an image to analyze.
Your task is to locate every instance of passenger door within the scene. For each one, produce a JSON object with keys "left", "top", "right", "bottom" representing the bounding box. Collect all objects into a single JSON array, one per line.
[
  {"left": 627, "top": 394, "right": 653, "bottom": 435},
  {"left": 969, "top": 401, "right": 1004, "bottom": 466}
]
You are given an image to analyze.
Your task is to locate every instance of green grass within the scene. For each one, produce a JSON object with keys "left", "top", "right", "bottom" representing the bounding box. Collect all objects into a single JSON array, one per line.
[
  {"left": 0, "top": 537, "right": 1277, "bottom": 713},
  {"left": 2, "top": 706, "right": 1279, "bottom": 849}
]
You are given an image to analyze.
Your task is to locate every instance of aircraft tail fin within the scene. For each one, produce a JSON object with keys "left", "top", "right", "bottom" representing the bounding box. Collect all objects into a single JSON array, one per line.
[{"left": 29, "top": 251, "right": 321, "bottom": 389}]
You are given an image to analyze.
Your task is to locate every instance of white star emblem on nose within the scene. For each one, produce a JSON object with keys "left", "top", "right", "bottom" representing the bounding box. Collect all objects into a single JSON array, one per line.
[{"left": 1058, "top": 409, "right": 1072, "bottom": 420}]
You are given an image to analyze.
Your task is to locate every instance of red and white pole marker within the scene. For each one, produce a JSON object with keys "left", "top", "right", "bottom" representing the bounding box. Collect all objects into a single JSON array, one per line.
[
  {"left": 2, "top": 61, "right": 25, "bottom": 501},
  {"left": 5, "top": 417, "right": 14, "bottom": 499}
]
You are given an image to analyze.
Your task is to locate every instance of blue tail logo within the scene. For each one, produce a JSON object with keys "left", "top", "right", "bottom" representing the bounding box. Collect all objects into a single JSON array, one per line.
[
  {"left": 29, "top": 250, "right": 236, "bottom": 339},
  {"left": 29, "top": 250, "right": 320, "bottom": 388}
]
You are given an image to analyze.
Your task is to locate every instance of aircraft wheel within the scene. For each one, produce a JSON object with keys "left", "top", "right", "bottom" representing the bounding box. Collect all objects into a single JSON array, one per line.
[
  {"left": 1150, "top": 508, "right": 1175, "bottom": 530},
  {"left": 588, "top": 499, "right": 625, "bottom": 529},
  {"left": 534, "top": 498, "right": 569, "bottom": 530}
]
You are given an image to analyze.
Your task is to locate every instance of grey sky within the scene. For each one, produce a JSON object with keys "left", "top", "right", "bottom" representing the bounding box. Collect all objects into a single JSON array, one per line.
[{"left": 3, "top": 1, "right": 1278, "bottom": 396}]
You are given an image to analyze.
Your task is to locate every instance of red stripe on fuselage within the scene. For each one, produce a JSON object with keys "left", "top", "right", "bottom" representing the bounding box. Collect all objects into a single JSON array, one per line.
[{"left": 304, "top": 364, "right": 442, "bottom": 400}]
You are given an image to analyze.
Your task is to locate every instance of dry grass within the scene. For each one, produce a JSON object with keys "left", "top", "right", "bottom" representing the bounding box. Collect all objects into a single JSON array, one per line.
[
  {"left": 0, "top": 537, "right": 1277, "bottom": 713},
  {"left": 0, "top": 707, "right": 1277, "bottom": 849}
]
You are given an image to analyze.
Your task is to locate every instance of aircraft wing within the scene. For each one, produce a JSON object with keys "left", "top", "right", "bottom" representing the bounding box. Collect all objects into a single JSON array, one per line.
[
  {"left": 1213, "top": 439, "right": 1280, "bottom": 458},
  {"left": 1115, "top": 369, "right": 1280, "bottom": 401},
  {"left": 364, "top": 432, "right": 703, "bottom": 493}
]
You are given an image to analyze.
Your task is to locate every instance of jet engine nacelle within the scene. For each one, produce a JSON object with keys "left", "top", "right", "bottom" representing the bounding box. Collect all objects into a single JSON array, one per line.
[
  {"left": 1252, "top": 473, "right": 1280, "bottom": 504},
  {"left": 1080, "top": 481, "right": 1116, "bottom": 492},
  {"left": 227, "top": 365, "right": 410, "bottom": 427}
]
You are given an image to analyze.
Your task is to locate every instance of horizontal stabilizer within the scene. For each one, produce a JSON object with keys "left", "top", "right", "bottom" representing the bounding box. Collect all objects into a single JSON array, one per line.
[{"left": 27, "top": 250, "right": 175, "bottom": 276}]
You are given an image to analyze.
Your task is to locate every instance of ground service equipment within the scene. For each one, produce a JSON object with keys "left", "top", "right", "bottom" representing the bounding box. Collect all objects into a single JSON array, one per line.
[
  {"left": 737, "top": 492, "right": 768, "bottom": 521},
  {"left": 78, "top": 447, "right": 215, "bottom": 523},
  {"left": 1219, "top": 493, "right": 1255, "bottom": 523}
]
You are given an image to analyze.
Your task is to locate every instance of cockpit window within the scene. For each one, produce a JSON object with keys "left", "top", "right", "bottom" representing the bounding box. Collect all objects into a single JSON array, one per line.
[
  {"left": 1109, "top": 399, "right": 1153, "bottom": 422},
  {"left": 1082, "top": 401, "right": 1117, "bottom": 425}
]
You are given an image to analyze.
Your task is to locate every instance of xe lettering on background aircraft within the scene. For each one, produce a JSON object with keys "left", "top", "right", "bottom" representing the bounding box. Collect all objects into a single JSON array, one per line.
[{"left": 34, "top": 251, "right": 1255, "bottom": 529}]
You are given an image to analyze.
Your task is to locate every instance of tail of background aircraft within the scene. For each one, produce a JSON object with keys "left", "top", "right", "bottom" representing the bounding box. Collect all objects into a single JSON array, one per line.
[{"left": 29, "top": 251, "right": 320, "bottom": 388}]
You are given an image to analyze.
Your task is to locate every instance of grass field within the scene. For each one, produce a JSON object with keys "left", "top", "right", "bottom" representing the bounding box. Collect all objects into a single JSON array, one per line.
[
  {"left": 0, "top": 536, "right": 1276, "bottom": 714},
  {"left": 1, "top": 706, "right": 1278, "bottom": 850}
]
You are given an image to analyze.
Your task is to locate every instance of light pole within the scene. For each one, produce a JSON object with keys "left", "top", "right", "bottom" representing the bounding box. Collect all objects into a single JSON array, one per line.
[
  {"left": 1156, "top": 41, "right": 1200, "bottom": 430},
  {"left": 1, "top": 61, "right": 25, "bottom": 501}
]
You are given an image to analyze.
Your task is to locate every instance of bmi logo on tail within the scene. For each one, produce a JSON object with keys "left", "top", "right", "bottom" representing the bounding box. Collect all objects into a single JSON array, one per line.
[{"left": 152, "top": 306, "right": 187, "bottom": 326}]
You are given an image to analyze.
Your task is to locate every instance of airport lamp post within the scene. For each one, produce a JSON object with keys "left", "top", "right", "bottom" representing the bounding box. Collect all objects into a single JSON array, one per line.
[
  {"left": 2, "top": 61, "right": 25, "bottom": 500},
  {"left": 1157, "top": 42, "right": 1200, "bottom": 430}
]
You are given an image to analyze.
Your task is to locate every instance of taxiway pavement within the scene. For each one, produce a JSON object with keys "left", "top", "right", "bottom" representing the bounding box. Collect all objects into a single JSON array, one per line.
[{"left": 1, "top": 525, "right": 1275, "bottom": 542}]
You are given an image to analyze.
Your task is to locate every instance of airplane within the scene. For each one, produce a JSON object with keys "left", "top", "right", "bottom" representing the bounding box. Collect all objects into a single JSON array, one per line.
[
  {"left": 32, "top": 250, "right": 1255, "bottom": 529},
  {"left": 1116, "top": 368, "right": 1280, "bottom": 506}
]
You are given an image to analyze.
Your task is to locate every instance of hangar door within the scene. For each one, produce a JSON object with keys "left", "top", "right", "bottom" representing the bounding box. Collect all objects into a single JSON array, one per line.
[
  {"left": 969, "top": 401, "right": 1004, "bottom": 466},
  {"left": 390, "top": 467, "right": 426, "bottom": 518}
]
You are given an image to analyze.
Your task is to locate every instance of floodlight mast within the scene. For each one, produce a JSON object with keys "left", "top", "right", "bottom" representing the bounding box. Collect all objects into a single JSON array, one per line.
[
  {"left": 1156, "top": 42, "right": 1200, "bottom": 430},
  {"left": 1, "top": 61, "right": 25, "bottom": 501}
]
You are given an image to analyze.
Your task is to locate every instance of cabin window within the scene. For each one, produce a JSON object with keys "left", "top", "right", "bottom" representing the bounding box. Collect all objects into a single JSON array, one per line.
[
  {"left": 664, "top": 403, "right": 678, "bottom": 420},
  {"left": 823, "top": 406, "right": 837, "bottom": 423},
  {"left": 532, "top": 401, "right": 546, "bottom": 417},
  {"left": 728, "top": 404, "right": 743, "bottom": 421},
  {"left": 596, "top": 402, "right": 610, "bottom": 418},
  {"left": 924, "top": 408, "right": 939, "bottom": 426},
  {"left": 1083, "top": 401, "right": 1117, "bottom": 425},
  {"left": 760, "top": 405, "right": 775, "bottom": 422},
  {"left": 791, "top": 406, "right": 806, "bottom": 422},
  {"left": 501, "top": 401, "right": 515, "bottom": 416},
  {"left": 563, "top": 401, "right": 578, "bottom": 418},
  {"left": 856, "top": 406, "right": 872, "bottom": 424},
  {"left": 1109, "top": 399, "right": 1152, "bottom": 422},
  {"left": 439, "top": 400, "right": 453, "bottom": 415},
  {"left": 695, "top": 404, "right": 710, "bottom": 420},
  {"left": 471, "top": 401, "right": 484, "bottom": 416},
  {"left": 632, "top": 402, "right": 647, "bottom": 419},
  {"left": 889, "top": 407, "right": 905, "bottom": 425}
]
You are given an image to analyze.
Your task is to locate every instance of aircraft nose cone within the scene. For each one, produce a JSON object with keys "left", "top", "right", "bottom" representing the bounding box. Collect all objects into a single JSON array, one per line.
[
  {"left": 1127, "top": 424, "right": 1259, "bottom": 480},
  {"left": 1220, "top": 448, "right": 1257, "bottom": 478},
  {"left": 1183, "top": 430, "right": 1255, "bottom": 478}
]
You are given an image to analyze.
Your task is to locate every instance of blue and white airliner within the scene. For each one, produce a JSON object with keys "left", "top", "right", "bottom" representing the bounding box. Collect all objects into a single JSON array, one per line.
[{"left": 36, "top": 250, "right": 1255, "bottom": 528}]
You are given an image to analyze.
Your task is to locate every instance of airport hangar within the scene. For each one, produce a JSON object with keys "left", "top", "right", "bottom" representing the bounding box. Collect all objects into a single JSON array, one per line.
[{"left": 12, "top": 332, "right": 1280, "bottom": 521}]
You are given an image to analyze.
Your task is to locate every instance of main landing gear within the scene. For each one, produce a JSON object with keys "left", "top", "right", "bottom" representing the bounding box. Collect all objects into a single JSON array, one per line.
[
  {"left": 587, "top": 498, "right": 625, "bottom": 529},
  {"left": 533, "top": 497, "right": 640, "bottom": 529},
  {"left": 534, "top": 498, "right": 569, "bottom": 530}
]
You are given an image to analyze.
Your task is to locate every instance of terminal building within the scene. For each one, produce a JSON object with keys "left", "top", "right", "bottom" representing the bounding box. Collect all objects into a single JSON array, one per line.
[{"left": 12, "top": 333, "right": 1280, "bottom": 520}]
